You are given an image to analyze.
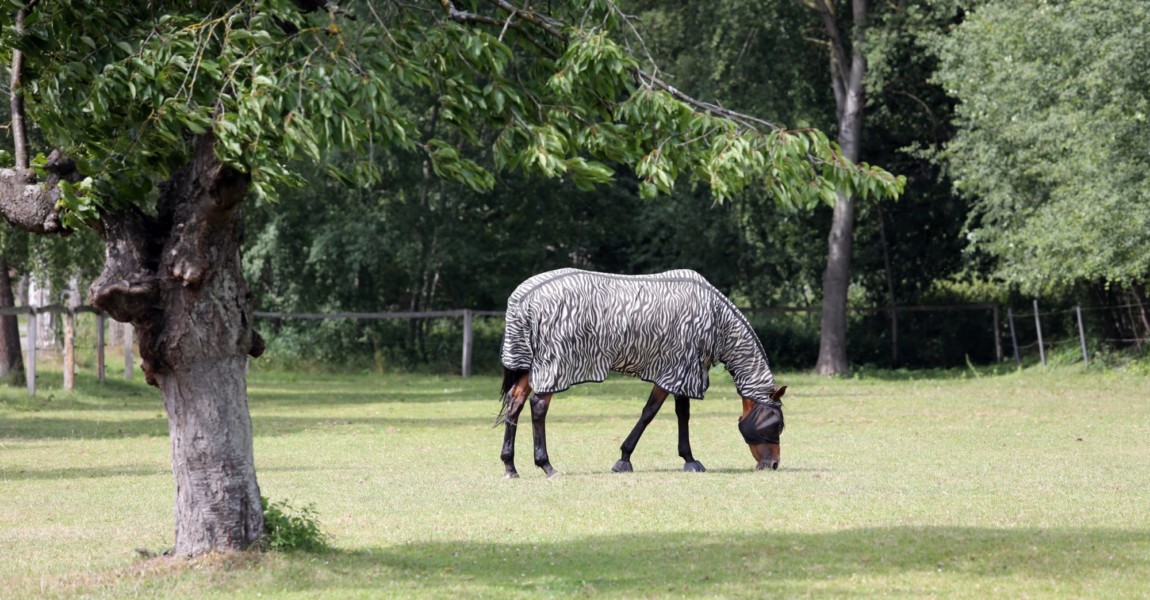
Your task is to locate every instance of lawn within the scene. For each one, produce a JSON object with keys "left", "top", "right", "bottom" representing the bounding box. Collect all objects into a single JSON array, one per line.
[{"left": 2, "top": 364, "right": 1149, "bottom": 598}]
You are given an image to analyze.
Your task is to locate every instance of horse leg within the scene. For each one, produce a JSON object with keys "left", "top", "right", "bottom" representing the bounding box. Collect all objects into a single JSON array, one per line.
[
  {"left": 500, "top": 376, "right": 531, "bottom": 479},
  {"left": 530, "top": 392, "right": 560, "bottom": 478},
  {"left": 675, "top": 394, "right": 706, "bottom": 472},
  {"left": 612, "top": 385, "right": 670, "bottom": 473}
]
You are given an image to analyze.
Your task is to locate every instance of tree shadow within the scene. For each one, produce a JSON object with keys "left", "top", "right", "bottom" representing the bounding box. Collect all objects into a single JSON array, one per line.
[
  {"left": 287, "top": 527, "right": 1149, "bottom": 596},
  {"left": 1, "top": 413, "right": 574, "bottom": 440},
  {"left": 2, "top": 464, "right": 167, "bottom": 481}
]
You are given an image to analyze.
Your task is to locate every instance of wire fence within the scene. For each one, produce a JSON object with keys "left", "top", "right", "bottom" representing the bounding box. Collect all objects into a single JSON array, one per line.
[{"left": 6, "top": 297, "right": 1146, "bottom": 397}]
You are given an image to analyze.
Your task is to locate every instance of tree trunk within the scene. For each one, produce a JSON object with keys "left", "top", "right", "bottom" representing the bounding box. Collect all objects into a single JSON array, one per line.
[
  {"left": 0, "top": 255, "right": 25, "bottom": 385},
  {"left": 814, "top": 0, "right": 868, "bottom": 376},
  {"left": 816, "top": 190, "right": 856, "bottom": 375},
  {"left": 88, "top": 135, "right": 265, "bottom": 556}
]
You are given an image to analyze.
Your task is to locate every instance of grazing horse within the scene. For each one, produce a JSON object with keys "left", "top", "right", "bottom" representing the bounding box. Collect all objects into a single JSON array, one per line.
[{"left": 498, "top": 268, "right": 786, "bottom": 478}]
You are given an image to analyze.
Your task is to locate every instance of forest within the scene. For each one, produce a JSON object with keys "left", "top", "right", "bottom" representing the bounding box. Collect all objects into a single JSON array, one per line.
[{"left": 3, "top": 1, "right": 1147, "bottom": 378}]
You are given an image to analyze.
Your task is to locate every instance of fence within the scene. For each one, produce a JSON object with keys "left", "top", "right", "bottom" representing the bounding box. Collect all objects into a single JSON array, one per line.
[
  {"left": 0, "top": 304, "right": 136, "bottom": 397},
  {"left": 257, "top": 300, "right": 1145, "bottom": 373},
  {"left": 7, "top": 299, "right": 1142, "bottom": 397},
  {"left": 1004, "top": 300, "right": 1148, "bottom": 367},
  {"left": 253, "top": 303, "right": 1007, "bottom": 375}
]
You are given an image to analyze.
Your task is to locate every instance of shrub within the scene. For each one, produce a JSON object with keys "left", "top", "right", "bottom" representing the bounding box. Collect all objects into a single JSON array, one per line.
[{"left": 260, "top": 497, "right": 329, "bottom": 552}]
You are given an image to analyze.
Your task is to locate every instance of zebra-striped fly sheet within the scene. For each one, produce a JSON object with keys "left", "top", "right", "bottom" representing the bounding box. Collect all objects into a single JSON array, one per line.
[{"left": 501, "top": 268, "right": 778, "bottom": 404}]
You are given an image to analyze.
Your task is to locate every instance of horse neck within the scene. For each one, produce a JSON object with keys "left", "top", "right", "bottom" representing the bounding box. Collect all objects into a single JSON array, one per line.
[{"left": 718, "top": 312, "right": 776, "bottom": 402}]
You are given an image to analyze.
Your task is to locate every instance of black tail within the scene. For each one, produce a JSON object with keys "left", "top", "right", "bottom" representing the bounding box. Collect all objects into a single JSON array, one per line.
[{"left": 495, "top": 368, "right": 528, "bottom": 427}]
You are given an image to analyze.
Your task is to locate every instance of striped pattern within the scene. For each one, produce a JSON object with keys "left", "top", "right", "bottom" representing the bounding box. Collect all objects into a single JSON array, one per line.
[{"left": 501, "top": 269, "right": 778, "bottom": 404}]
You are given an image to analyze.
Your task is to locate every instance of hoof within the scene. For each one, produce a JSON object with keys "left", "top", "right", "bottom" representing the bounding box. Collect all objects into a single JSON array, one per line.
[
  {"left": 683, "top": 461, "right": 706, "bottom": 473},
  {"left": 611, "top": 460, "right": 634, "bottom": 473},
  {"left": 545, "top": 470, "right": 563, "bottom": 479},
  {"left": 504, "top": 471, "right": 520, "bottom": 479}
]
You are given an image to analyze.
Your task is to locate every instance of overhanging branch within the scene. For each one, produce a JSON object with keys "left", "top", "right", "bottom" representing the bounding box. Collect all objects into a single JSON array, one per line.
[{"left": 445, "top": 0, "right": 781, "bottom": 132}]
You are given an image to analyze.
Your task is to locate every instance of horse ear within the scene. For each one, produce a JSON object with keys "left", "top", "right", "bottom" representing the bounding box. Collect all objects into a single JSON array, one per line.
[{"left": 770, "top": 385, "right": 787, "bottom": 401}]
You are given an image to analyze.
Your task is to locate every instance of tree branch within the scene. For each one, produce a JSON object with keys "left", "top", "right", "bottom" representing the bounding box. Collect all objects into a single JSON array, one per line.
[
  {"left": 10, "top": 6, "right": 29, "bottom": 169},
  {"left": 1, "top": 3, "right": 71, "bottom": 236},
  {"left": 0, "top": 149, "right": 79, "bottom": 234},
  {"left": 443, "top": 0, "right": 559, "bottom": 59},
  {"left": 446, "top": 0, "right": 780, "bottom": 132},
  {"left": 813, "top": 0, "right": 850, "bottom": 111}
]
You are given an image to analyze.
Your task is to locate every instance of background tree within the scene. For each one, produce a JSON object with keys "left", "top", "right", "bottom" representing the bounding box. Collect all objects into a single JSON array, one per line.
[
  {"left": 934, "top": 0, "right": 1150, "bottom": 344},
  {"left": 1, "top": 1, "right": 900, "bottom": 557}
]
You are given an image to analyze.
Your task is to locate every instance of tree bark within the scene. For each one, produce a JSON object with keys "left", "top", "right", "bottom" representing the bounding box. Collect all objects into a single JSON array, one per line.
[
  {"left": 2, "top": 5, "right": 264, "bottom": 557},
  {"left": 87, "top": 134, "right": 265, "bottom": 556},
  {"left": 814, "top": 0, "right": 868, "bottom": 376},
  {"left": 0, "top": 255, "right": 25, "bottom": 385}
]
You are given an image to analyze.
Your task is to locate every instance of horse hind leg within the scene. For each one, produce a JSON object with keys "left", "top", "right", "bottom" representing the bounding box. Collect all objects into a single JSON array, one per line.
[
  {"left": 675, "top": 395, "right": 706, "bottom": 472},
  {"left": 529, "top": 392, "right": 560, "bottom": 478},
  {"left": 500, "top": 374, "right": 531, "bottom": 478},
  {"left": 612, "top": 385, "right": 669, "bottom": 473}
]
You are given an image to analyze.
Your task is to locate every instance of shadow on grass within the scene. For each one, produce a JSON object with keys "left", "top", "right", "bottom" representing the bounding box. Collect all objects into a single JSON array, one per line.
[
  {"left": 2, "top": 464, "right": 167, "bottom": 481},
  {"left": 843, "top": 364, "right": 1026, "bottom": 381},
  {"left": 0, "top": 413, "right": 581, "bottom": 440},
  {"left": 264, "top": 527, "right": 1149, "bottom": 596}
]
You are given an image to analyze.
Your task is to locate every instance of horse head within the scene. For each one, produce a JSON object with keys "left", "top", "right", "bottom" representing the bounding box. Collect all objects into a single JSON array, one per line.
[{"left": 739, "top": 385, "right": 786, "bottom": 470}]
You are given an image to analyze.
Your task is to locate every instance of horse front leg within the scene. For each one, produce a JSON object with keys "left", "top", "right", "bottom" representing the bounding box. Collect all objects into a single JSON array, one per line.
[
  {"left": 675, "top": 394, "right": 706, "bottom": 472},
  {"left": 612, "top": 385, "right": 669, "bottom": 473},
  {"left": 500, "top": 375, "right": 531, "bottom": 478},
  {"left": 530, "top": 393, "right": 560, "bottom": 478}
]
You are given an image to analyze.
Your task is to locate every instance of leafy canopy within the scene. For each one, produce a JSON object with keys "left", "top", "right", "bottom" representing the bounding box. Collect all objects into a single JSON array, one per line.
[
  {"left": 3, "top": 0, "right": 903, "bottom": 226},
  {"left": 934, "top": 0, "right": 1150, "bottom": 293}
]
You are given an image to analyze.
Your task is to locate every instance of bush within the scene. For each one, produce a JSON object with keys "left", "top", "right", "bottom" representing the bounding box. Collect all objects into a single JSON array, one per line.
[{"left": 260, "top": 497, "right": 329, "bottom": 552}]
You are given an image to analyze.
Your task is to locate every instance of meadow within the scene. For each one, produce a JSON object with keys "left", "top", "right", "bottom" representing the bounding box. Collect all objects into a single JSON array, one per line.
[{"left": 2, "top": 362, "right": 1149, "bottom": 598}]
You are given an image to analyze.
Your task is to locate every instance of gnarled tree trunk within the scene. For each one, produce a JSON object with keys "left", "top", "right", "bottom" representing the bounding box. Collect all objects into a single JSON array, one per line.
[{"left": 88, "top": 135, "right": 265, "bottom": 556}]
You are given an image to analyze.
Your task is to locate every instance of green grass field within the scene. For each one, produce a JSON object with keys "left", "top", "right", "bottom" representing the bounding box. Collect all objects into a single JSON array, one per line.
[{"left": 2, "top": 363, "right": 1149, "bottom": 598}]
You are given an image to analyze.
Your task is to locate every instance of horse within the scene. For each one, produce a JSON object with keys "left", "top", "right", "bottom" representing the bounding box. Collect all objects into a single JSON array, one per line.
[{"left": 497, "top": 268, "right": 786, "bottom": 478}]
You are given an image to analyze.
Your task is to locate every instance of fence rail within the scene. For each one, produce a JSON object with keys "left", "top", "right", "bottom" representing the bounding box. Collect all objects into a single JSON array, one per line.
[
  {"left": 1, "top": 304, "right": 125, "bottom": 397},
  {"left": 253, "top": 303, "right": 1008, "bottom": 376},
  {"left": 6, "top": 298, "right": 1135, "bottom": 397}
]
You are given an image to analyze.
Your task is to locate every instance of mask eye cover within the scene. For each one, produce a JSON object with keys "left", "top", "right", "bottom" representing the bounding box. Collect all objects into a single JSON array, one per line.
[{"left": 738, "top": 403, "right": 783, "bottom": 445}]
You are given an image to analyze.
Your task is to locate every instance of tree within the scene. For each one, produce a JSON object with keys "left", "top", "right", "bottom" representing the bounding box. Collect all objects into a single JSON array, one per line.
[
  {"left": 934, "top": 0, "right": 1150, "bottom": 345},
  {"left": 934, "top": 0, "right": 1150, "bottom": 293},
  {"left": 804, "top": 0, "right": 869, "bottom": 375},
  {"left": 1, "top": 1, "right": 900, "bottom": 557}
]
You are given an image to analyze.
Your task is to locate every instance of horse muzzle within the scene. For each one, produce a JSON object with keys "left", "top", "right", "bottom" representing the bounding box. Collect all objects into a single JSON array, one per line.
[{"left": 749, "top": 443, "right": 780, "bottom": 470}]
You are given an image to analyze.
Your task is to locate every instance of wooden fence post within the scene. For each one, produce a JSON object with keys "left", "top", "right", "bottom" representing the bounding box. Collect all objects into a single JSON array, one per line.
[
  {"left": 461, "top": 309, "right": 473, "bottom": 378},
  {"left": 96, "top": 312, "right": 106, "bottom": 383},
  {"left": 1007, "top": 307, "right": 1021, "bottom": 365},
  {"left": 888, "top": 306, "right": 899, "bottom": 366},
  {"left": 26, "top": 310, "right": 36, "bottom": 397},
  {"left": 992, "top": 305, "right": 1003, "bottom": 363},
  {"left": 123, "top": 323, "right": 134, "bottom": 379},
  {"left": 1076, "top": 305, "right": 1089, "bottom": 367},
  {"left": 1033, "top": 300, "right": 1046, "bottom": 367},
  {"left": 63, "top": 308, "right": 75, "bottom": 391}
]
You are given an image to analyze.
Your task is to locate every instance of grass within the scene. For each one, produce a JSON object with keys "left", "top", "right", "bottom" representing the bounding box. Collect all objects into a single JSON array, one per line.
[{"left": 2, "top": 362, "right": 1149, "bottom": 598}]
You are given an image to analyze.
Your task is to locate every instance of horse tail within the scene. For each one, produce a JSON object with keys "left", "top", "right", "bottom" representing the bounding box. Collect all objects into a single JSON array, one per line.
[{"left": 496, "top": 367, "right": 528, "bottom": 427}]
